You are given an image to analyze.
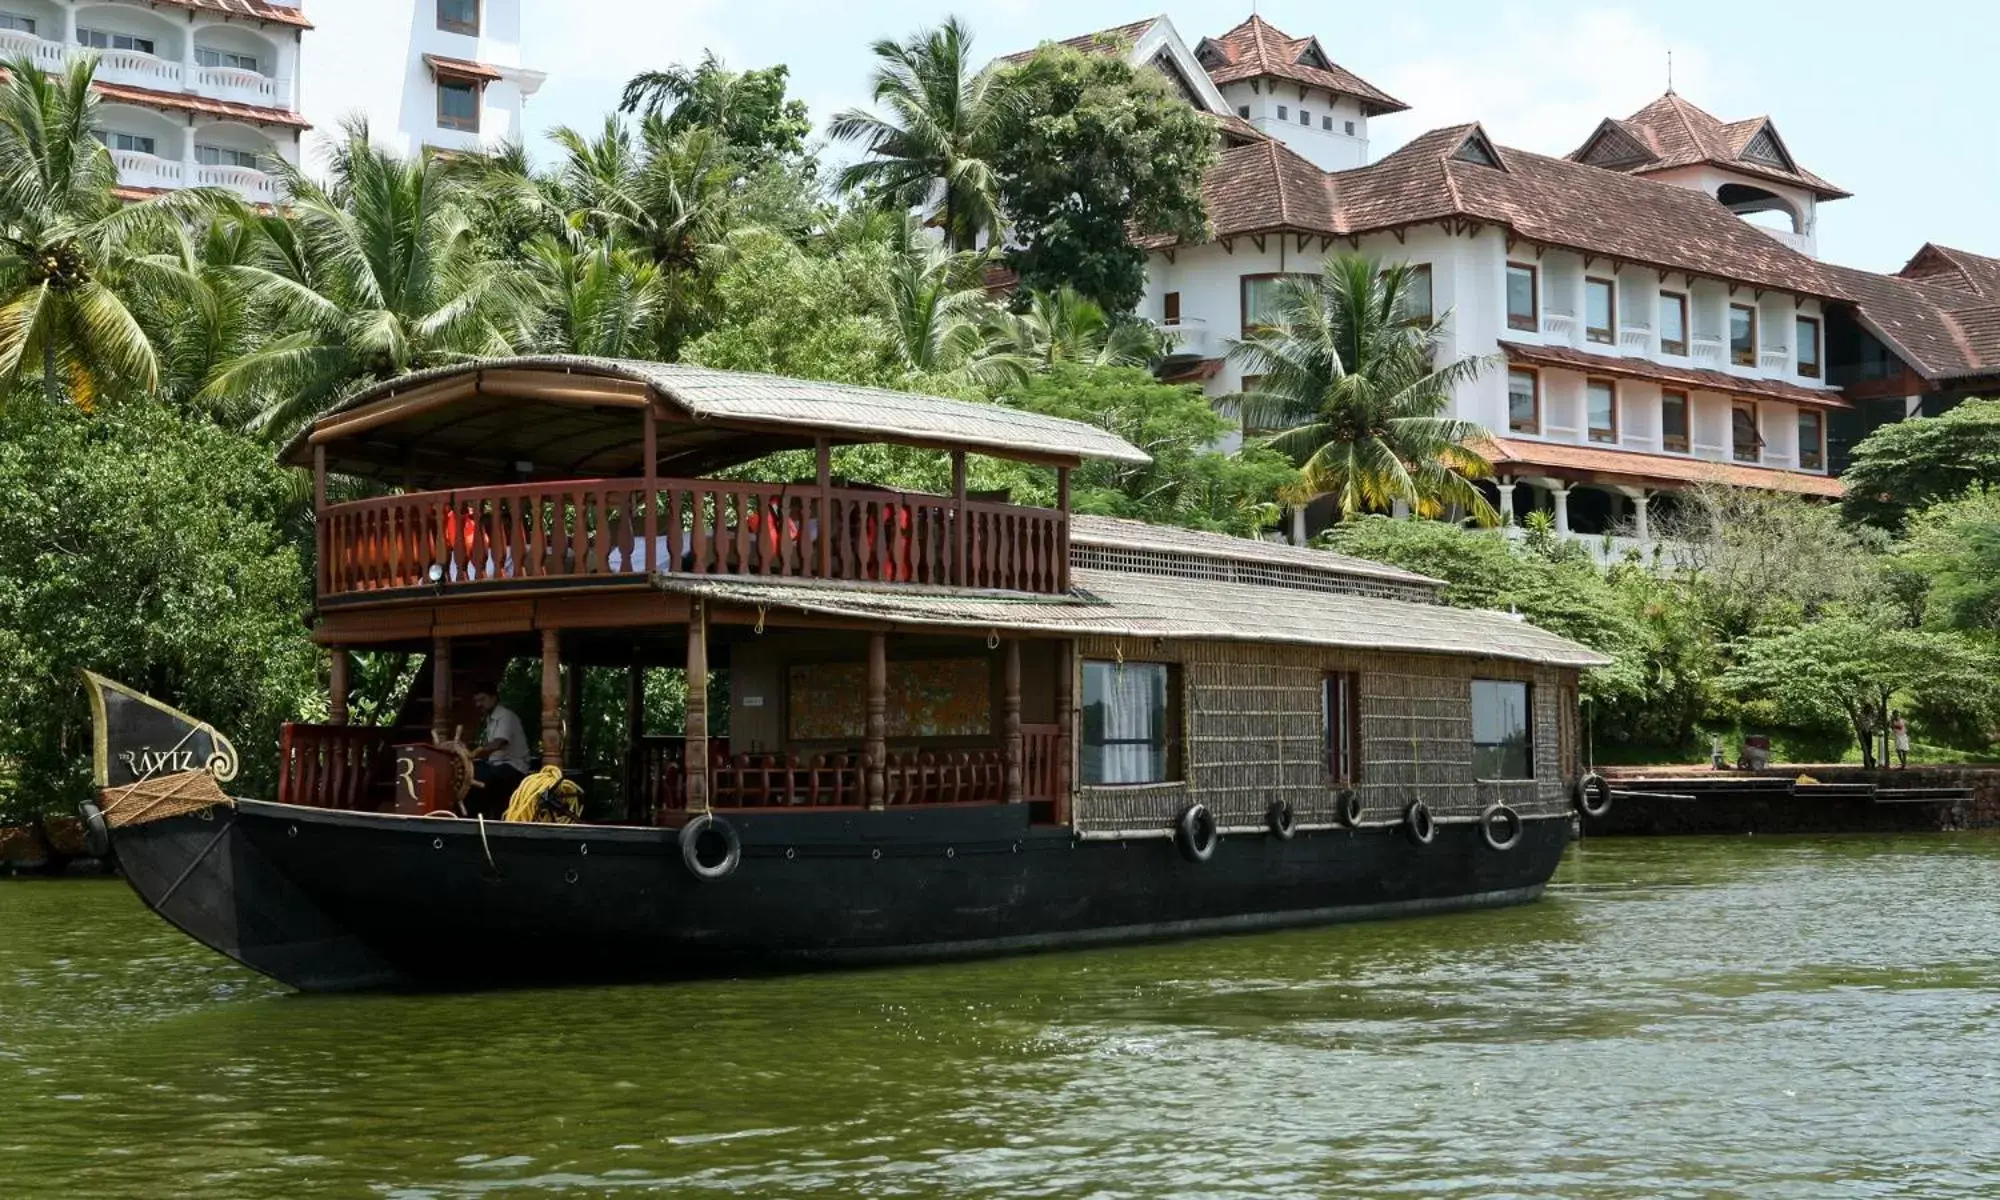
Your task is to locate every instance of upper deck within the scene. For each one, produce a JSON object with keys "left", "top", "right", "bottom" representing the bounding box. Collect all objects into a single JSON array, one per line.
[{"left": 291, "top": 358, "right": 1151, "bottom": 608}]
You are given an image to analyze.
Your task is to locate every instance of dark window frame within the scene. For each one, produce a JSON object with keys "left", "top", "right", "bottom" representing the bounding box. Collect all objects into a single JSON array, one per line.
[
  {"left": 1079, "top": 660, "right": 1184, "bottom": 787},
  {"left": 1732, "top": 400, "right": 1763, "bottom": 463},
  {"left": 1323, "top": 671, "right": 1362, "bottom": 785},
  {"left": 1239, "top": 272, "right": 1309, "bottom": 337},
  {"left": 1730, "top": 304, "right": 1759, "bottom": 367},
  {"left": 1795, "top": 315, "right": 1822, "bottom": 378},
  {"left": 437, "top": 0, "right": 481, "bottom": 35},
  {"left": 1659, "top": 291, "right": 1689, "bottom": 356},
  {"left": 436, "top": 79, "right": 481, "bottom": 132},
  {"left": 1506, "top": 262, "right": 1538, "bottom": 332},
  {"left": 1584, "top": 276, "right": 1616, "bottom": 345},
  {"left": 1586, "top": 378, "right": 1618, "bottom": 444},
  {"left": 1798, "top": 408, "right": 1825, "bottom": 471},
  {"left": 1471, "top": 679, "right": 1534, "bottom": 781},
  {"left": 1660, "top": 389, "right": 1690, "bottom": 453},
  {"left": 1507, "top": 367, "right": 1540, "bottom": 435}
]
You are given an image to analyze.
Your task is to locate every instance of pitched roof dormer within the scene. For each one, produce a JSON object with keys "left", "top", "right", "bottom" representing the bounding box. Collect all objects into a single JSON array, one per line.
[
  {"left": 1572, "top": 118, "right": 1661, "bottom": 171},
  {"left": 1567, "top": 92, "right": 1849, "bottom": 201},
  {"left": 1195, "top": 15, "right": 1408, "bottom": 115},
  {"left": 1450, "top": 125, "right": 1506, "bottom": 169}
]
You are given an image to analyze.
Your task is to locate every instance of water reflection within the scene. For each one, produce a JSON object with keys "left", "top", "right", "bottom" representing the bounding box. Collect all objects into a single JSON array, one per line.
[{"left": 4, "top": 835, "right": 1999, "bottom": 1197}]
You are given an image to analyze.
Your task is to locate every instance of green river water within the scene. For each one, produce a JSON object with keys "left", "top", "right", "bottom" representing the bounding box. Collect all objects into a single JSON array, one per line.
[{"left": 3, "top": 835, "right": 1999, "bottom": 1198}]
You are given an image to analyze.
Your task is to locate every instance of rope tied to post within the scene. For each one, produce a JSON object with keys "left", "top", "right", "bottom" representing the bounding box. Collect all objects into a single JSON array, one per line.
[{"left": 503, "top": 766, "right": 583, "bottom": 824}]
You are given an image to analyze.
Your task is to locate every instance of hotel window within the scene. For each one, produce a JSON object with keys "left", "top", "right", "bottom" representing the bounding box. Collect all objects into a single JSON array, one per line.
[
  {"left": 438, "top": 0, "right": 480, "bottom": 35},
  {"left": 1506, "top": 263, "right": 1537, "bottom": 332},
  {"left": 1399, "top": 263, "right": 1434, "bottom": 325},
  {"left": 1240, "top": 273, "right": 1306, "bottom": 335},
  {"left": 1471, "top": 680, "right": 1533, "bottom": 780},
  {"left": 196, "top": 145, "right": 262, "bottom": 168},
  {"left": 1659, "top": 292, "right": 1688, "bottom": 356},
  {"left": 1586, "top": 379, "right": 1618, "bottom": 444},
  {"left": 1799, "top": 409, "right": 1825, "bottom": 471},
  {"left": 0, "top": 13, "right": 35, "bottom": 34},
  {"left": 1796, "top": 316, "right": 1822, "bottom": 378},
  {"left": 1322, "top": 115, "right": 1332, "bottom": 130},
  {"left": 96, "top": 131, "right": 155, "bottom": 155},
  {"left": 1507, "top": 368, "right": 1539, "bottom": 434},
  {"left": 1661, "top": 390, "right": 1690, "bottom": 453},
  {"left": 1162, "top": 291, "right": 1180, "bottom": 324},
  {"left": 1731, "top": 401, "right": 1762, "bottom": 463},
  {"left": 1277, "top": 104, "right": 1289, "bottom": 120},
  {"left": 1238, "top": 105, "right": 1250, "bottom": 119},
  {"left": 1081, "top": 661, "right": 1179, "bottom": 785},
  {"left": 1323, "top": 672, "right": 1361, "bottom": 785},
  {"left": 1730, "top": 304, "right": 1758, "bottom": 367},
  {"left": 1345, "top": 120, "right": 1356, "bottom": 135},
  {"left": 1585, "top": 277, "right": 1615, "bottom": 344},
  {"left": 437, "top": 80, "right": 481, "bottom": 132},
  {"left": 1299, "top": 109, "right": 1311, "bottom": 126},
  {"left": 196, "top": 48, "right": 260, "bottom": 72},
  {"left": 76, "top": 28, "right": 154, "bottom": 54}
]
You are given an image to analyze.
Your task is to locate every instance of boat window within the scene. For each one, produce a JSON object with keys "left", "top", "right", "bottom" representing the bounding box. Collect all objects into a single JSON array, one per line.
[
  {"left": 1471, "top": 679, "right": 1533, "bottom": 780},
  {"left": 1081, "top": 661, "right": 1178, "bottom": 785},
  {"left": 1323, "top": 672, "right": 1360, "bottom": 784}
]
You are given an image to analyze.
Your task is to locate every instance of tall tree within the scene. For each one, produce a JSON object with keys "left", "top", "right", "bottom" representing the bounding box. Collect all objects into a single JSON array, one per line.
[
  {"left": 1231, "top": 256, "right": 1497, "bottom": 524},
  {"left": 987, "top": 286, "right": 1161, "bottom": 369},
  {"left": 520, "top": 233, "right": 665, "bottom": 359},
  {"left": 880, "top": 237, "right": 1027, "bottom": 391},
  {"left": 829, "top": 17, "right": 1005, "bottom": 251},
  {"left": 619, "top": 52, "right": 811, "bottom": 170},
  {"left": 0, "top": 56, "right": 219, "bottom": 408},
  {"left": 1841, "top": 398, "right": 2000, "bottom": 531},
  {"left": 203, "top": 123, "right": 536, "bottom": 441},
  {"left": 986, "top": 45, "right": 1213, "bottom": 312}
]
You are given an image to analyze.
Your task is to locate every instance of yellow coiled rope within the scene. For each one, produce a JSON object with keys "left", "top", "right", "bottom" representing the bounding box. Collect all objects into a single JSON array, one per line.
[{"left": 502, "top": 766, "right": 584, "bottom": 824}]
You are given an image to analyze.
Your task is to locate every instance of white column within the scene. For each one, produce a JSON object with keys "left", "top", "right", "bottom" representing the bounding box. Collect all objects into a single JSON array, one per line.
[
  {"left": 61, "top": 2, "right": 76, "bottom": 47},
  {"left": 181, "top": 119, "right": 196, "bottom": 176},
  {"left": 1289, "top": 505, "right": 1307, "bottom": 546},
  {"left": 1496, "top": 480, "right": 1516, "bottom": 526},
  {"left": 1550, "top": 486, "right": 1572, "bottom": 536},
  {"left": 180, "top": 21, "right": 197, "bottom": 87},
  {"left": 1632, "top": 492, "right": 1651, "bottom": 543}
]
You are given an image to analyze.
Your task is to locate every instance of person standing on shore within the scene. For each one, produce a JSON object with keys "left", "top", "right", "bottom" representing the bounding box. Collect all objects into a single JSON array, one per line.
[{"left": 1889, "top": 713, "right": 1911, "bottom": 769}]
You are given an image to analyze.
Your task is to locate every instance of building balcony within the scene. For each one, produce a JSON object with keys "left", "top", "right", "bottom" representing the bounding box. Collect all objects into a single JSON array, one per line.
[
  {"left": 192, "top": 162, "right": 279, "bottom": 203},
  {"left": 110, "top": 148, "right": 184, "bottom": 190},
  {"left": 0, "top": 28, "right": 65, "bottom": 70},
  {"left": 1759, "top": 347, "right": 1792, "bottom": 375},
  {"left": 1691, "top": 335, "right": 1725, "bottom": 368},
  {"left": 1541, "top": 310, "right": 1576, "bottom": 340},
  {"left": 1618, "top": 324, "right": 1653, "bottom": 355},
  {"left": 194, "top": 66, "right": 291, "bottom": 107},
  {"left": 1157, "top": 317, "right": 1214, "bottom": 361},
  {"left": 0, "top": 32, "right": 291, "bottom": 111},
  {"left": 91, "top": 46, "right": 183, "bottom": 91}
]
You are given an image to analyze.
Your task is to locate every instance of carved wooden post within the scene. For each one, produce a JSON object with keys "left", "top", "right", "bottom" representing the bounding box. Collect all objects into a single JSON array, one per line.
[
  {"left": 328, "top": 647, "right": 350, "bottom": 726},
  {"left": 1055, "top": 639, "right": 1074, "bottom": 825},
  {"left": 312, "top": 443, "right": 328, "bottom": 598},
  {"left": 866, "top": 631, "right": 887, "bottom": 810},
  {"left": 951, "top": 450, "right": 967, "bottom": 586},
  {"left": 564, "top": 654, "right": 585, "bottom": 771},
  {"left": 1056, "top": 466, "right": 1072, "bottom": 594},
  {"left": 685, "top": 602, "right": 710, "bottom": 812},
  {"left": 816, "top": 437, "right": 832, "bottom": 580},
  {"left": 641, "top": 403, "right": 658, "bottom": 574},
  {"left": 1003, "top": 638, "right": 1023, "bottom": 804},
  {"left": 540, "top": 627, "right": 564, "bottom": 768},
  {"left": 430, "top": 635, "right": 452, "bottom": 744}
]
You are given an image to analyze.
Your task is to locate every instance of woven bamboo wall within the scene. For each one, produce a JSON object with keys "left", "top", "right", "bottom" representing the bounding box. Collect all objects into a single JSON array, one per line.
[{"left": 1072, "top": 636, "right": 1578, "bottom": 836}]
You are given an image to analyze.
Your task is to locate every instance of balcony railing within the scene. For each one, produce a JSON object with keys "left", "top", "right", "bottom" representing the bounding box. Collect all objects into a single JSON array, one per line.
[
  {"left": 195, "top": 66, "right": 288, "bottom": 105},
  {"left": 94, "top": 47, "right": 182, "bottom": 89},
  {"left": 1541, "top": 311, "right": 1576, "bottom": 340},
  {"left": 195, "top": 163, "right": 278, "bottom": 201},
  {"left": 1157, "top": 317, "right": 1212, "bottom": 360},
  {"left": 0, "top": 31, "right": 290, "bottom": 107},
  {"left": 1759, "top": 348, "right": 1792, "bottom": 374},
  {"left": 0, "top": 28, "right": 64, "bottom": 68},
  {"left": 319, "top": 476, "right": 1071, "bottom": 600},
  {"left": 1691, "top": 335, "right": 1724, "bottom": 367},
  {"left": 1618, "top": 324, "right": 1653, "bottom": 354},
  {"left": 112, "top": 149, "right": 183, "bottom": 188}
]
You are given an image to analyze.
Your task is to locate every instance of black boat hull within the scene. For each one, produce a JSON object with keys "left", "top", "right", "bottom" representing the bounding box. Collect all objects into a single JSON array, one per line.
[{"left": 107, "top": 799, "right": 1571, "bottom": 991}]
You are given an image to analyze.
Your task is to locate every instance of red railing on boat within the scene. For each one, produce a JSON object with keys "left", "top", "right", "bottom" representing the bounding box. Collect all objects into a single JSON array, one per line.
[
  {"left": 319, "top": 477, "right": 1069, "bottom": 599},
  {"left": 628, "top": 726, "right": 1064, "bottom": 821},
  {"left": 278, "top": 723, "right": 396, "bottom": 811}
]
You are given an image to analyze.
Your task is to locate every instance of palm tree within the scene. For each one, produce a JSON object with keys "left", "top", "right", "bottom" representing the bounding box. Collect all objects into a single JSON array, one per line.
[
  {"left": 203, "top": 122, "right": 537, "bottom": 440},
  {"left": 521, "top": 233, "right": 665, "bottom": 359},
  {"left": 988, "top": 286, "right": 1160, "bottom": 369},
  {"left": 0, "top": 56, "right": 221, "bottom": 408},
  {"left": 828, "top": 17, "right": 1006, "bottom": 250},
  {"left": 1231, "top": 255, "right": 1498, "bottom": 525},
  {"left": 880, "top": 234, "right": 1029, "bottom": 392}
]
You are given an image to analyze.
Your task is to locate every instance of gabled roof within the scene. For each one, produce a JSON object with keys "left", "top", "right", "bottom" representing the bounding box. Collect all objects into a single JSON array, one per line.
[
  {"left": 997, "top": 17, "right": 1162, "bottom": 64},
  {"left": 1569, "top": 93, "right": 1849, "bottom": 201},
  {"left": 1159, "top": 123, "right": 1845, "bottom": 300},
  {"left": 1898, "top": 243, "right": 2000, "bottom": 300},
  {"left": 1819, "top": 257, "right": 2000, "bottom": 384},
  {"left": 996, "top": 16, "right": 1235, "bottom": 121},
  {"left": 1194, "top": 15, "right": 1407, "bottom": 115}
]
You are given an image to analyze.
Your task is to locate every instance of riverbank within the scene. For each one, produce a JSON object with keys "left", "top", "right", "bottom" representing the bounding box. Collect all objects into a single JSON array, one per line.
[{"left": 1589, "top": 764, "right": 2000, "bottom": 836}]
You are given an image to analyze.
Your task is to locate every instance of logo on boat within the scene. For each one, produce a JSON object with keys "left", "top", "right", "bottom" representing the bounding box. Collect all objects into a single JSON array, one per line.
[{"left": 117, "top": 748, "right": 200, "bottom": 777}]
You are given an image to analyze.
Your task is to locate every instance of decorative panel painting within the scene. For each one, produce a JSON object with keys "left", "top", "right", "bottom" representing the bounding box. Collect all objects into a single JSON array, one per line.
[{"left": 788, "top": 658, "right": 991, "bottom": 741}]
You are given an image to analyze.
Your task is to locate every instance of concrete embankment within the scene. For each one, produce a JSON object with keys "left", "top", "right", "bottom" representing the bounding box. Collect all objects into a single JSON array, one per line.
[{"left": 1586, "top": 765, "right": 2000, "bottom": 836}]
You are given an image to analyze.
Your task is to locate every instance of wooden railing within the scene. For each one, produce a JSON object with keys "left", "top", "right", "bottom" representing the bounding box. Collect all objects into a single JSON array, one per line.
[
  {"left": 630, "top": 734, "right": 1065, "bottom": 821},
  {"left": 278, "top": 723, "right": 396, "bottom": 811},
  {"left": 319, "top": 477, "right": 1069, "bottom": 599}
]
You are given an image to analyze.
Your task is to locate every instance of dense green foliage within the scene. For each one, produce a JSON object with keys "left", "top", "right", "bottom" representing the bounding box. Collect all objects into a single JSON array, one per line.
[
  {"left": 619, "top": 53, "right": 812, "bottom": 171},
  {"left": 1840, "top": 399, "right": 2000, "bottom": 530},
  {"left": 986, "top": 47, "right": 1214, "bottom": 312}
]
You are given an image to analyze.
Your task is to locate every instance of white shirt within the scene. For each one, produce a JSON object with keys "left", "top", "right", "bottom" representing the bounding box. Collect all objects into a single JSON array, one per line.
[{"left": 479, "top": 704, "right": 532, "bottom": 772}]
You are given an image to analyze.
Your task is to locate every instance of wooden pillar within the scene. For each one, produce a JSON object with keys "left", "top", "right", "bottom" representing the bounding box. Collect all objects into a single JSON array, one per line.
[
  {"left": 430, "top": 635, "right": 452, "bottom": 744},
  {"left": 1003, "top": 638, "right": 1023, "bottom": 804},
  {"left": 328, "top": 647, "right": 350, "bottom": 726},
  {"left": 865, "top": 631, "right": 887, "bottom": 810},
  {"left": 540, "top": 627, "right": 564, "bottom": 768},
  {"left": 951, "top": 450, "right": 967, "bottom": 587},
  {"left": 312, "top": 443, "right": 329, "bottom": 598},
  {"left": 816, "top": 438, "right": 832, "bottom": 581},
  {"left": 685, "top": 602, "right": 709, "bottom": 812},
  {"left": 641, "top": 403, "right": 658, "bottom": 573},
  {"left": 1055, "top": 639, "right": 1074, "bottom": 825},
  {"left": 1056, "top": 466, "right": 1071, "bottom": 593},
  {"left": 564, "top": 656, "right": 585, "bottom": 771}
]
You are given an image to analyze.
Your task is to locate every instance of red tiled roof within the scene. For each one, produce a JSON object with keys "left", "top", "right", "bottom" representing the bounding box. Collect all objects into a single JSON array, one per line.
[
  {"left": 1898, "top": 243, "right": 2000, "bottom": 301},
  {"left": 93, "top": 80, "right": 309, "bottom": 129},
  {"left": 152, "top": 0, "right": 312, "bottom": 30},
  {"left": 423, "top": 54, "right": 504, "bottom": 84},
  {"left": 1816, "top": 261, "right": 1984, "bottom": 381},
  {"left": 1478, "top": 436, "right": 1845, "bottom": 497},
  {"left": 1498, "top": 342, "right": 1849, "bottom": 410},
  {"left": 1159, "top": 357, "right": 1224, "bottom": 384},
  {"left": 1194, "top": 16, "right": 1406, "bottom": 115},
  {"left": 1160, "top": 123, "right": 1846, "bottom": 300},
  {"left": 998, "top": 18, "right": 1160, "bottom": 65},
  {"left": 1569, "top": 93, "right": 1848, "bottom": 201}
]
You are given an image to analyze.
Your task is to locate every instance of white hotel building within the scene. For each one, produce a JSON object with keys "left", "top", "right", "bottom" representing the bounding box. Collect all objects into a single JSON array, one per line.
[{"left": 1024, "top": 15, "right": 1994, "bottom": 548}]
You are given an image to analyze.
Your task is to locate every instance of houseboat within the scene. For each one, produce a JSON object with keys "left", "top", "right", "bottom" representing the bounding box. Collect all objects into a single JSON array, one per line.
[{"left": 84, "top": 356, "right": 1610, "bottom": 992}]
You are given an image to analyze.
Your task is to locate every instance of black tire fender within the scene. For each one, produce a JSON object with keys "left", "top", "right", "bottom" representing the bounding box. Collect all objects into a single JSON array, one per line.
[
  {"left": 78, "top": 798, "right": 110, "bottom": 860},
  {"left": 1575, "top": 772, "right": 1612, "bottom": 819},
  {"left": 1175, "top": 802, "right": 1218, "bottom": 864},
  {"left": 1481, "top": 803, "right": 1523, "bottom": 852},
  {"left": 679, "top": 813, "right": 741, "bottom": 882},
  {"left": 1337, "top": 788, "right": 1363, "bottom": 827},
  {"left": 1266, "top": 798, "right": 1296, "bottom": 840},
  {"left": 1405, "top": 800, "right": 1436, "bottom": 846}
]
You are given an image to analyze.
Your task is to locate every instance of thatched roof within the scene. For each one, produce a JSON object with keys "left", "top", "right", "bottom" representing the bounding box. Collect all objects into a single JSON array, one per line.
[{"left": 657, "top": 568, "right": 1611, "bottom": 669}]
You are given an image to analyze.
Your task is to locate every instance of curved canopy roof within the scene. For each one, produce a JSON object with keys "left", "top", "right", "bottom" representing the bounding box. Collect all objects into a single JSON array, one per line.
[{"left": 288, "top": 357, "right": 1151, "bottom": 484}]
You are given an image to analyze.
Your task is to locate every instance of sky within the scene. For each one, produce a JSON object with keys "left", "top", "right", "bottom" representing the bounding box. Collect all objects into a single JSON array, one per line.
[{"left": 519, "top": 0, "right": 1999, "bottom": 274}]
